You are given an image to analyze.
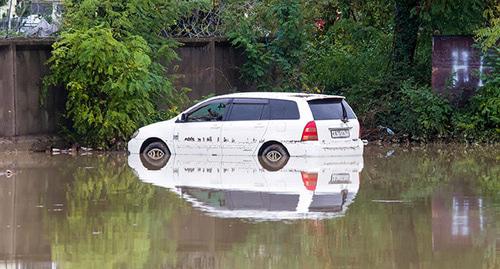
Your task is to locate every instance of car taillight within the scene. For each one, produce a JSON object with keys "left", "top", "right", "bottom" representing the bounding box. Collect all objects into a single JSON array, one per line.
[
  {"left": 301, "top": 121, "right": 318, "bottom": 141},
  {"left": 301, "top": 172, "right": 318, "bottom": 191}
]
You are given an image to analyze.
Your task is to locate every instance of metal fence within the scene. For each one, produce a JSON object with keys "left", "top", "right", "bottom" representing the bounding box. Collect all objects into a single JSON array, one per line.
[
  {"left": 1, "top": 1, "right": 225, "bottom": 38},
  {"left": 164, "top": 5, "right": 225, "bottom": 38},
  {"left": 0, "top": 1, "right": 62, "bottom": 37},
  {"left": 1, "top": 17, "right": 37, "bottom": 34}
]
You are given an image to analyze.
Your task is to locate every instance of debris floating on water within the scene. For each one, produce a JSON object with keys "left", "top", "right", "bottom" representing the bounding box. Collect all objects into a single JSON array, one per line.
[
  {"left": 377, "top": 125, "right": 395, "bottom": 136},
  {"left": 50, "top": 146, "right": 94, "bottom": 155},
  {"left": 372, "top": 199, "right": 411, "bottom": 203},
  {"left": 0, "top": 170, "right": 14, "bottom": 178}
]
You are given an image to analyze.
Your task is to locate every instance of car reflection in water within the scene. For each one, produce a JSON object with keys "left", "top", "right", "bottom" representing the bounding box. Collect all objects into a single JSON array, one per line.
[{"left": 128, "top": 151, "right": 364, "bottom": 221}]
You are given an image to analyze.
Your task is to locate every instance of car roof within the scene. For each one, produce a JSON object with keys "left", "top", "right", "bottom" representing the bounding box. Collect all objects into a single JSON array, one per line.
[{"left": 213, "top": 92, "right": 345, "bottom": 101}]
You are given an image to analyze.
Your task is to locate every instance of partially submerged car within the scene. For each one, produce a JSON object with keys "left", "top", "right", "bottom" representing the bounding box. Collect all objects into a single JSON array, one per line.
[
  {"left": 128, "top": 154, "right": 363, "bottom": 220},
  {"left": 128, "top": 92, "right": 363, "bottom": 169}
]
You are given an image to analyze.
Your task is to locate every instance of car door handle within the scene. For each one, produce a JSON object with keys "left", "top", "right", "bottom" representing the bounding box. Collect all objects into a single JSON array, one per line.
[
  {"left": 210, "top": 126, "right": 220, "bottom": 130},
  {"left": 255, "top": 124, "right": 266, "bottom": 129}
]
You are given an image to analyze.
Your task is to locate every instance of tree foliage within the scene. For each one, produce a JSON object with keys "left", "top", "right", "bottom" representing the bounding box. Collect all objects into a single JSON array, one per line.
[
  {"left": 454, "top": 5, "right": 500, "bottom": 142},
  {"left": 224, "top": 0, "right": 498, "bottom": 142},
  {"left": 392, "top": 0, "right": 420, "bottom": 77},
  {"left": 46, "top": 27, "right": 170, "bottom": 147},
  {"left": 223, "top": 0, "right": 307, "bottom": 91},
  {"left": 45, "top": 0, "right": 201, "bottom": 148}
]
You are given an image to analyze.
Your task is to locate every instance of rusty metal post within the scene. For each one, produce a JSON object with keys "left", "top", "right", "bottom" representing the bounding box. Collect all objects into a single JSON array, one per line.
[{"left": 6, "top": 0, "right": 14, "bottom": 34}]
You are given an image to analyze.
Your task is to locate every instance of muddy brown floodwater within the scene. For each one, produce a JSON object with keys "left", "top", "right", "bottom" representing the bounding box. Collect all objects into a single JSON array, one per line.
[{"left": 0, "top": 145, "right": 498, "bottom": 269}]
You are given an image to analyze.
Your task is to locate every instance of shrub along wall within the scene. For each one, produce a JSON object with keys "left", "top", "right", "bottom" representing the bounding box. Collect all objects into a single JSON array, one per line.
[
  {"left": 0, "top": 38, "right": 251, "bottom": 138},
  {"left": 0, "top": 37, "right": 496, "bottom": 142}
]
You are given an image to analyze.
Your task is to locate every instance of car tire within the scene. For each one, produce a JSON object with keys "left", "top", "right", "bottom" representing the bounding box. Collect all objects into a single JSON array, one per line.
[
  {"left": 258, "top": 143, "right": 289, "bottom": 171},
  {"left": 140, "top": 141, "right": 171, "bottom": 170}
]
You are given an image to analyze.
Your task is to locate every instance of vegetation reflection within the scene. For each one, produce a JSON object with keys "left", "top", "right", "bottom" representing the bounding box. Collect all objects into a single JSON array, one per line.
[
  {"left": 46, "top": 146, "right": 498, "bottom": 268},
  {"left": 47, "top": 154, "right": 189, "bottom": 268}
]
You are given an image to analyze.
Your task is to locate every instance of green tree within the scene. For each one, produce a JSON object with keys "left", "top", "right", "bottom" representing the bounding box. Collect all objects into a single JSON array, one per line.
[
  {"left": 45, "top": 0, "right": 198, "bottom": 148},
  {"left": 224, "top": 0, "right": 307, "bottom": 91},
  {"left": 453, "top": 4, "right": 500, "bottom": 142},
  {"left": 392, "top": 0, "right": 420, "bottom": 77}
]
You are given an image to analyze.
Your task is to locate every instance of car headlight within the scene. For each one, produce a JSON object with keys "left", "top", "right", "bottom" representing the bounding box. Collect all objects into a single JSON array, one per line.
[{"left": 131, "top": 130, "right": 140, "bottom": 139}]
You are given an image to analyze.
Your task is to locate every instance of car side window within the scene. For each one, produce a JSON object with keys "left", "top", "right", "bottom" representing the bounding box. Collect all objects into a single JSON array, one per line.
[
  {"left": 227, "top": 103, "right": 266, "bottom": 121},
  {"left": 264, "top": 99, "right": 300, "bottom": 120},
  {"left": 186, "top": 100, "right": 229, "bottom": 122}
]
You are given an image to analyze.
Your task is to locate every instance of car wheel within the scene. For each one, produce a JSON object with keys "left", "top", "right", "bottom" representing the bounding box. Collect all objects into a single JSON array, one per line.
[
  {"left": 258, "top": 143, "right": 289, "bottom": 171},
  {"left": 140, "top": 141, "right": 171, "bottom": 170}
]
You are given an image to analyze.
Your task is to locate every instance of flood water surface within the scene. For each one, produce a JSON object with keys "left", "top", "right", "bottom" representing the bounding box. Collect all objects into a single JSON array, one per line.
[{"left": 0, "top": 145, "right": 498, "bottom": 269}]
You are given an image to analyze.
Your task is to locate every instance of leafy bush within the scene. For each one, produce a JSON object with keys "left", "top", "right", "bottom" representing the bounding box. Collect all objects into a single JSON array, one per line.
[
  {"left": 342, "top": 78, "right": 395, "bottom": 131},
  {"left": 454, "top": 86, "right": 499, "bottom": 142},
  {"left": 453, "top": 50, "right": 500, "bottom": 142},
  {"left": 44, "top": 0, "right": 199, "bottom": 148},
  {"left": 224, "top": 0, "right": 496, "bottom": 143},
  {"left": 45, "top": 27, "right": 173, "bottom": 147},
  {"left": 453, "top": 8, "right": 499, "bottom": 143},
  {"left": 303, "top": 19, "right": 392, "bottom": 92},
  {"left": 392, "top": 80, "right": 453, "bottom": 140},
  {"left": 223, "top": 0, "right": 307, "bottom": 91}
]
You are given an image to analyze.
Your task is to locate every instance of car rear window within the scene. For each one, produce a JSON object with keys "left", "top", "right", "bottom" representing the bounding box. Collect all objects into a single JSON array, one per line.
[
  {"left": 308, "top": 99, "right": 357, "bottom": 120},
  {"left": 228, "top": 103, "right": 266, "bottom": 121},
  {"left": 262, "top": 100, "right": 300, "bottom": 120}
]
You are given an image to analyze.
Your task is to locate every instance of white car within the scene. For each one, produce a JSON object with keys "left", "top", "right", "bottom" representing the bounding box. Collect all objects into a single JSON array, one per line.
[
  {"left": 128, "top": 92, "right": 363, "bottom": 169},
  {"left": 128, "top": 154, "right": 364, "bottom": 220}
]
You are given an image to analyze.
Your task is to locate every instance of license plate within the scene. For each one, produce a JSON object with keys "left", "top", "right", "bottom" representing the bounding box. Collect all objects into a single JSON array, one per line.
[
  {"left": 329, "top": 173, "right": 351, "bottom": 184},
  {"left": 330, "top": 128, "right": 350, "bottom": 138}
]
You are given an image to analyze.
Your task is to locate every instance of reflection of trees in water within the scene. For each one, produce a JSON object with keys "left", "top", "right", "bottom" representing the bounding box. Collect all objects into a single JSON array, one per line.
[
  {"left": 362, "top": 145, "right": 500, "bottom": 200},
  {"left": 213, "top": 146, "right": 499, "bottom": 268},
  {"left": 47, "top": 154, "right": 190, "bottom": 269},
  {"left": 210, "top": 192, "right": 434, "bottom": 268},
  {"left": 44, "top": 147, "right": 498, "bottom": 268}
]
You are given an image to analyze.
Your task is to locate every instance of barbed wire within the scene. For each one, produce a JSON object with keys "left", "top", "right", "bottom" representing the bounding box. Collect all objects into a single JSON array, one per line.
[
  {"left": 163, "top": 4, "right": 225, "bottom": 38},
  {"left": 1, "top": 0, "right": 255, "bottom": 38}
]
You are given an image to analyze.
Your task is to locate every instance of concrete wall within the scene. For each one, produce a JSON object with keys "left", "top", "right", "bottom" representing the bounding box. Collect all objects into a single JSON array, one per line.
[
  {"left": 0, "top": 38, "right": 251, "bottom": 138},
  {"left": 170, "top": 38, "right": 251, "bottom": 100},
  {"left": 0, "top": 39, "right": 65, "bottom": 138}
]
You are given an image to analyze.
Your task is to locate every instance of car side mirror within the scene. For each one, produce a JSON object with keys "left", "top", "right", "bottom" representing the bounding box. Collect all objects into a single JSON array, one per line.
[{"left": 180, "top": 113, "right": 188, "bottom": 122}]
